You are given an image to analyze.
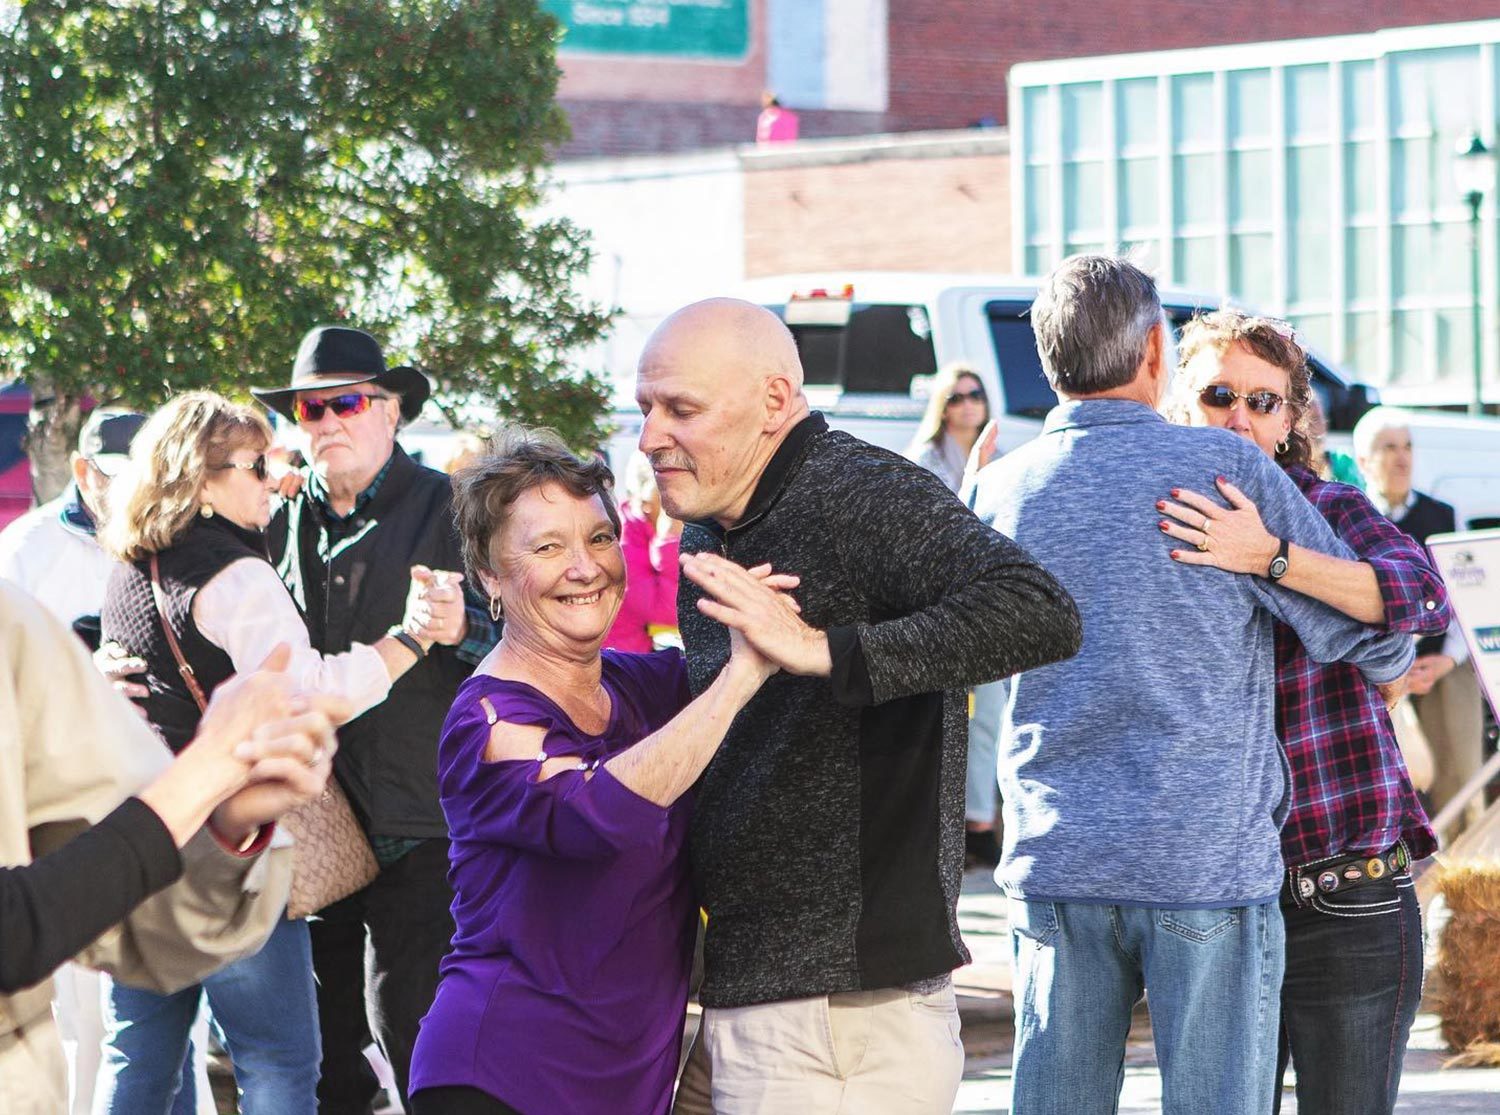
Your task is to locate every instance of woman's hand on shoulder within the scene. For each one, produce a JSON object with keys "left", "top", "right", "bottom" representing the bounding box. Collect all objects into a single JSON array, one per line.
[{"left": 1158, "top": 477, "right": 1279, "bottom": 575}]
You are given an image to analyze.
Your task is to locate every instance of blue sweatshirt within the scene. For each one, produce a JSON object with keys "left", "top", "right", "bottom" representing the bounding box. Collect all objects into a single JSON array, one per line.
[{"left": 965, "top": 400, "right": 1414, "bottom": 908}]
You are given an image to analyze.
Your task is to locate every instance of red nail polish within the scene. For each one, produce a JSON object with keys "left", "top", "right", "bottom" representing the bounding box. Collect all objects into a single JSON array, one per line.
[
  {"left": 1170, "top": 550, "right": 1181, "bottom": 559},
  {"left": 1156, "top": 500, "right": 1167, "bottom": 511},
  {"left": 1216, "top": 475, "right": 1227, "bottom": 485},
  {"left": 1170, "top": 488, "right": 1181, "bottom": 498},
  {"left": 1159, "top": 520, "right": 1170, "bottom": 531}
]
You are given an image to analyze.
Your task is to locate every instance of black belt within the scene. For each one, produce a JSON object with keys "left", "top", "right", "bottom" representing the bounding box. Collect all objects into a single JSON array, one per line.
[{"left": 1283, "top": 842, "right": 1411, "bottom": 908}]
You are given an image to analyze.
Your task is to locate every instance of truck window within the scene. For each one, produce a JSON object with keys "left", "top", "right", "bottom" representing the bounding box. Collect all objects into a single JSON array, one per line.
[
  {"left": 774, "top": 302, "right": 937, "bottom": 394},
  {"left": 985, "top": 302, "right": 1054, "bottom": 418}
]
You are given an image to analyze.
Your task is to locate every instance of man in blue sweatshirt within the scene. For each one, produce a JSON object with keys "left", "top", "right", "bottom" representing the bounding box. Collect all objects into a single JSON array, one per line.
[{"left": 966, "top": 255, "right": 1413, "bottom": 1115}]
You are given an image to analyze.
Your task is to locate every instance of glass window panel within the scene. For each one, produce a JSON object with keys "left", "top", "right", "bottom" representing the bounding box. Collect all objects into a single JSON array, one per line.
[
  {"left": 1025, "top": 164, "right": 1052, "bottom": 238},
  {"left": 1391, "top": 138, "right": 1433, "bottom": 217},
  {"left": 1062, "top": 84, "right": 1104, "bottom": 158},
  {"left": 1229, "top": 150, "right": 1273, "bottom": 227},
  {"left": 1174, "top": 236, "right": 1218, "bottom": 289},
  {"left": 1343, "top": 61, "right": 1377, "bottom": 138},
  {"left": 1345, "top": 142, "right": 1377, "bottom": 217},
  {"left": 1023, "top": 87, "right": 1052, "bottom": 160},
  {"left": 1344, "top": 310, "right": 1382, "bottom": 380},
  {"left": 1122, "top": 240, "right": 1162, "bottom": 273},
  {"left": 1286, "top": 65, "right": 1331, "bottom": 142},
  {"left": 1064, "top": 242, "right": 1107, "bottom": 260},
  {"left": 1025, "top": 244, "right": 1053, "bottom": 276},
  {"left": 1436, "top": 307, "right": 1476, "bottom": 384},
  {"left": 1289, "top": 227, "right": 1331, "bottom": 303},
  {"left": 1064, "top": 161, "right": 1105, "bottom": 238},
  {"left": 1345, "top": 227, "right": 1380, "bottom": 301},
  {"left": 1288, "top": 147, "right": 1331, "bottom": 226},
  {"left": 1118, "top": 158, "right": 1158, "bottom": 231},
  {"left": 1117, "top": 78, "right": 1159, "bottom": 152},
  {"left": 1433, "top": 222, "right": 1476, "bottom": 298},
  {"left": 1390, "top": 49, "right": 1482, "bottom": 133},
  {"left": 1174, "top": 153, "right": 1217, "bottom": 228},
  {"left": 1392, "top": 224, "right": 1429, "bottom": 298},
  {"left": 1228, "top": 69, "right": 1271, "bottom": 143},
  {"left": 1391, "top": 309, "right": 1426, "bottom": 385},
  {"left": 1288, "top": 313, "right": 1332, "bottom": 352},
  {"left": 1230, "top": 233, "right": 1275, "bottom": 305},
  {"left": 1173, "top": 73, "right": 1216, "bottom": 148}
]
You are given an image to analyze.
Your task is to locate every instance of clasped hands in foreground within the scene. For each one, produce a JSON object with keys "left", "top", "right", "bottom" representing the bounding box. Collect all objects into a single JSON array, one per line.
[{"left": 679, "top": 552, "right": 831, "bottom": 678}]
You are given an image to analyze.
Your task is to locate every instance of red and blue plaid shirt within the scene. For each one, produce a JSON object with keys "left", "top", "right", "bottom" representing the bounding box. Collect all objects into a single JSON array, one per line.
[{"left": 1275, "top": 467, "right": 1447, "bottom": 866}]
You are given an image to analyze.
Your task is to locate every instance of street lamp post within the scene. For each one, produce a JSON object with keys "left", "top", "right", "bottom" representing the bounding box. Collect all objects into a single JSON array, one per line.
[{"left": 1455, "top": 133, "right": 1495, "bottom": 416}]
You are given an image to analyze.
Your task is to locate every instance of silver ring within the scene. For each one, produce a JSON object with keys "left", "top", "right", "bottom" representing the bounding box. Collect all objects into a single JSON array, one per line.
[
  {"left": 308, "top": 746, "right": 327, "bottom": 768},
  {"left": 1201, "top": 518, "right": 1212, "bottom": 534}
]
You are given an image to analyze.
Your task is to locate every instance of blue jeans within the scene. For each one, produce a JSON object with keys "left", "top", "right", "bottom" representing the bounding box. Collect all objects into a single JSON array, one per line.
[
  {"left": 966, "top": 680, "right": 1005, "bottom": 824},
  {"left": 97, "top": 916, "right": 320, "bottom": 1115},
  {"left": 1008, "top": 897, "right": 1285, "bottom": 1115},
  {"left": 1274, "top": 872, "right": 1424, "bottom": 1114}
]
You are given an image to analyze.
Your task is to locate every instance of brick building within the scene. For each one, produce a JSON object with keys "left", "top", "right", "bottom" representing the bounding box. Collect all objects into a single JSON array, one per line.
[{"left": 552, "top": 0, "right": 1500, "bottom": 157}]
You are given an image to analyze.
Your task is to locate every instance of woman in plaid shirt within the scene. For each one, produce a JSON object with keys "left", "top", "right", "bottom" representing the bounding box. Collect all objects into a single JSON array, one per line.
[{"left": 1159, "top": 309, "right": 1450, "bottom": 1115}]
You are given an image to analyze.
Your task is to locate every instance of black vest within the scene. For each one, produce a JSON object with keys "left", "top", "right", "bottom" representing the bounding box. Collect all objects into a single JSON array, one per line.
[
  {"left": 102, "top": 516, "right": 268, "bottom": 753},
  {"left": 1389, "top": 492, "right": 1457, "bottom": 658},
  {"left": 268, "top": 446, "right": 476, "bottom": 837}
]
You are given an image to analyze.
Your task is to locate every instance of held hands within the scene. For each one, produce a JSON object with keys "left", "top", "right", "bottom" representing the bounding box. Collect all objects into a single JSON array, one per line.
[
  {"left": 1405, "top": 654, "right": 1457, "bottom": 697},
  {"left": 95, "top": 641, "right": 150, "bottom": 716},
  {"left": 681, "top": 552, "right": 830, "bottom": 677},
  {"left": 1158, "top": 476, "right": 1279, "bottom": 574},
  {"left": 406, "top": 565, "right": 468, "bottom": 647}
]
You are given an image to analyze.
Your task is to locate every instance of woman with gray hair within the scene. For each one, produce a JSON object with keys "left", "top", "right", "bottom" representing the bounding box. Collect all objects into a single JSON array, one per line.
[{"left": 408, "top": 427, "right": 795, "bottom": 1115}]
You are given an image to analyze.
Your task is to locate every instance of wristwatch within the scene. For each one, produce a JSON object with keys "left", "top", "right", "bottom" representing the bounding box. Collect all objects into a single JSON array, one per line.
[{"left": 1268, "top": 537, "right": 1291, "bottom": 581}]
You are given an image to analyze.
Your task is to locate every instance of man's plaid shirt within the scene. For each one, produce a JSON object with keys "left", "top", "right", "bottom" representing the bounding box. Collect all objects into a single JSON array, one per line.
[{"left": 1274, "top": 466, "right": 1448, "bottom": 866}]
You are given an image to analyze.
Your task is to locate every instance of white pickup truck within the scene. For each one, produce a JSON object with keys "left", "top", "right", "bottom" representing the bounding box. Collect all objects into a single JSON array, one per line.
[{"left": 683, "top": 272, "right": 1498, "bottom": 530}]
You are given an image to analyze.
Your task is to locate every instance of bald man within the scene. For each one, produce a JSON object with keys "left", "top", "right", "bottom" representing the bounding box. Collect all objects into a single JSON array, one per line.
[{"left": 637, "top": 299, "right": 1082, "bottom": 1113}]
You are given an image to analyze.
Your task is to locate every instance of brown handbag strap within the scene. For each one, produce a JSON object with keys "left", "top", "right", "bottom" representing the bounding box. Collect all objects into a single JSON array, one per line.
[{"left": 149, "top": 553, "right": 209, "bottom": 713}]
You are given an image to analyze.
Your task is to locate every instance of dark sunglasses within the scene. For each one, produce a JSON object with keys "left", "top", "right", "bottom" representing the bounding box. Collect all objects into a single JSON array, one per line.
[
  {"left": 211, "top": 455, "right": 269, "bottom": 481},
  {"left": 291, "top": 392, "right": 390, "bottom": 423},
  {"left": 946, "top": 388, "right": 987, "bottom": 407},
  {"left": 1197, "top": 385, "right": 1285, "bottom": 416}
]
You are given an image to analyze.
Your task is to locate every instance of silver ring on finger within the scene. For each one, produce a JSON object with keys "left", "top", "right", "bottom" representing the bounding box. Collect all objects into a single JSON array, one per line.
[{"left": 1201, "top": 518, "right": 1211, "bottom": 534}]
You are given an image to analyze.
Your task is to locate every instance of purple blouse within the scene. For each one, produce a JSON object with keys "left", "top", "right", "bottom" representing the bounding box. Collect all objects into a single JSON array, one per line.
[{"left": 410, "top": 650, "right": 694, "bottom": 1115}]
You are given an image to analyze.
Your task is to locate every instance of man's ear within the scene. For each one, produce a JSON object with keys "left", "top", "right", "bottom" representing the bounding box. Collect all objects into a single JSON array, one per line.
[
  {"left": 70, "top": 453, "right": 91, "bottom": 488},
  {"left": 762, "top": 373, "right": 797, "bottom": 433}
]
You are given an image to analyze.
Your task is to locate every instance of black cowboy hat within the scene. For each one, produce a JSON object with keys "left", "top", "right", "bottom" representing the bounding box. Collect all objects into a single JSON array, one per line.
[{"left": 251, "top": 325, "right": 432, "bottom": 422}]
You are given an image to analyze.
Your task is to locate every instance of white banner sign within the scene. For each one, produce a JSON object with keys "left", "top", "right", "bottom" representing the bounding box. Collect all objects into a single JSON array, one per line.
[{"left": 1426, "top": 528, "right": 1500, "bottom": 722}]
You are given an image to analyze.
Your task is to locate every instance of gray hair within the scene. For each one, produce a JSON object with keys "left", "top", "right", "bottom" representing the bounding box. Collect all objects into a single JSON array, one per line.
[
  {"left": 1031, "top": 255, "right": 1163, "bottom": 395},
  {"left": 1351, "top": 405, "right": 1413, "bottom": 460}
]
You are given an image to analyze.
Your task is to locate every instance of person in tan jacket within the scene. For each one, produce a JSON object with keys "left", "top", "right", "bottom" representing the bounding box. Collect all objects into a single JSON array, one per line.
[{"left": 0, "top": 580, "right": 348, "bottom": 1114}]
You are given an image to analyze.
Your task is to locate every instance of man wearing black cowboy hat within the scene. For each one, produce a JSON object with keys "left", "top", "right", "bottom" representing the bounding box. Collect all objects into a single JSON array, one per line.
[{"left": 254, "top": 325, "right": 499, "bottom": 1112}]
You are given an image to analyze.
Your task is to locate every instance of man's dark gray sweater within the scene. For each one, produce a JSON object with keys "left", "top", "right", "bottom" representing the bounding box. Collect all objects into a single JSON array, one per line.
[{"left": 679, "top": 413, "right": 1082, "bottom": 1008}]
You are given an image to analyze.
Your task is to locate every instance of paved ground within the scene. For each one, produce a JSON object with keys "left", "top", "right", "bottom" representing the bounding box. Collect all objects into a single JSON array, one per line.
[{"left": 952, "top": 867, "right": 1500, "bottom": 1113}]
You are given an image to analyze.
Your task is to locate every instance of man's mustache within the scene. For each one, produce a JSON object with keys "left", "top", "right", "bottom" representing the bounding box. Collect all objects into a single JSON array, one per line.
[{"left": 649, "top": 452, "right": 696, "bottom": 474}]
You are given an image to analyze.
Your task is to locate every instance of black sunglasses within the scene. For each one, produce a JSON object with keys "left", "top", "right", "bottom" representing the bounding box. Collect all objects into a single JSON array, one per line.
[
  {"left": 212, "top": 455, "right": 269, "bottom": 481},
  {"left": 946, "top": 388, "right": 987, "bottom": 407},
  {"left": 1198, "top": 385, "right": 1285, "bottom": 416},
  {"left": 291, "top": 392, "right": 391, "bottom": 423}
]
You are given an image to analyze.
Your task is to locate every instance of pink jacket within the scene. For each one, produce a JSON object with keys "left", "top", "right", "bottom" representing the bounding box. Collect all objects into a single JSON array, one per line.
[{"left": 603, "top": 507, "right": 681, "bottom": 652}]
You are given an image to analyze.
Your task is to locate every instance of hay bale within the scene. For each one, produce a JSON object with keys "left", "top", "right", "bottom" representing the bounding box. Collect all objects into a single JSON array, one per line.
[{"left": 1434, "top": 862, "right": 1500, "bottom": 1063}]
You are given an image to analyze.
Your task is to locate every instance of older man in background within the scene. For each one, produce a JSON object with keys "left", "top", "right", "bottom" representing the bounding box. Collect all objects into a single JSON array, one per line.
[
  {"left": 966, "top": 256, "right": 1413, "bottom": 1115},
  {"left": 1355, "top": 406, "right": 1486, "bottom": 827},
  {"left": 251, "top": 325, "right": 497, "bottom": 1113}
]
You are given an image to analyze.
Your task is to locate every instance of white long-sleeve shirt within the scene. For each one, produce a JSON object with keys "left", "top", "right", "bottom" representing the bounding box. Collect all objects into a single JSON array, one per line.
[{"left": 192, "top": 558, "right": 391, "bottom": 717}]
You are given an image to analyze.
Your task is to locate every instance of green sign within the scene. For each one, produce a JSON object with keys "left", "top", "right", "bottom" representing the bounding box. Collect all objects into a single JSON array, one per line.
[{"left": 545, "top": 0, "right": 748, "bottom": 59}]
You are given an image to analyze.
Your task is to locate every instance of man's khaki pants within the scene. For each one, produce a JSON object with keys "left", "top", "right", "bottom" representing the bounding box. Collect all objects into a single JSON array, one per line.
[
  {"left": 673, "top": 984, "right": 964, "bottom": 1115},
  {"left": 1415, "top": 661, "right": 1487, "bottom": 830}
]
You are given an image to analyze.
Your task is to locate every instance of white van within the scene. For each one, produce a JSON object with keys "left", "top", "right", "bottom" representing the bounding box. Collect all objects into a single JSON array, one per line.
[{"left": 701, "top": 272, "right": 1500, "bottom": 530}]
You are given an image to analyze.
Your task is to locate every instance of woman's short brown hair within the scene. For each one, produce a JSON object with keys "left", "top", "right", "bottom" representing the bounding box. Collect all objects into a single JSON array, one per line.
[
  {"left": 1173, "top": 309, "right": 1316, "bottom": 470},
  {"left": 102, "top": 391, "right": 273, "bottom": 562},
  {"left": 451, "top": 426, "right": 620, "bottom": 590}
]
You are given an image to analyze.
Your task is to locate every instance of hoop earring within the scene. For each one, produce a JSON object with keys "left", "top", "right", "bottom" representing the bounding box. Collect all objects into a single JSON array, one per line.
[
  {"left": 488, "top": 594, "right": 504, "bottom": 623},
  {"left": 199, "top": 503, "right": 215, "bottom": 519},
  {"left": 1275, "top": 438, "right": 1290, "bottom": 455}
]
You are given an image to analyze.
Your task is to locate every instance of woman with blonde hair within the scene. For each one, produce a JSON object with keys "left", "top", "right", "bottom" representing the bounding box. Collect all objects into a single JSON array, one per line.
[
  {"left": 904, "top": 361, "right": 989, "bottom": 492},
  {"left": 95, "top": 391, "right": 434, "bottom": 1115}
]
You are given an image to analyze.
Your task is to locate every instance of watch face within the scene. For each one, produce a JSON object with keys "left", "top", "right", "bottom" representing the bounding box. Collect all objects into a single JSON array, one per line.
[{"left": 1270, "top": 556, "right": 1289, "bottom": 579}]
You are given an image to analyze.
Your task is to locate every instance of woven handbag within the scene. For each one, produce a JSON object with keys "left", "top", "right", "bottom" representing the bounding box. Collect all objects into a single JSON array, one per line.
[{"left": 149, "top": 556, "right": 379, "bottom": 919}]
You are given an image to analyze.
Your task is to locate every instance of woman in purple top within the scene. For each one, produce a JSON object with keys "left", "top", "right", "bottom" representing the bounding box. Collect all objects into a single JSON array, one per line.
[{"left": 408, "top": 427, "right": 792, "bottom": 1115}]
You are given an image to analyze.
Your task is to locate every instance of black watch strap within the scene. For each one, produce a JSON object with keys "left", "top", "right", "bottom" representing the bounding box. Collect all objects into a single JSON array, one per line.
[{"left": 1268, "top": 537, "right": 1291, "bottom": 581}]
